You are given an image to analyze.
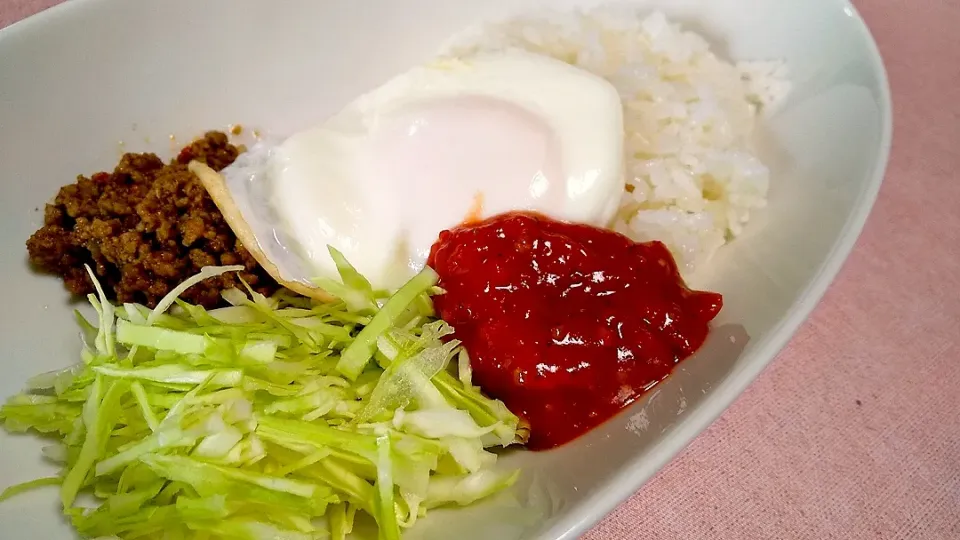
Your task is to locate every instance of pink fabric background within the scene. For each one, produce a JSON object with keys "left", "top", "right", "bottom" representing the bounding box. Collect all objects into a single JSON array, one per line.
[{"left": 3, "top": 0, "right": 958, "bottom": 538}]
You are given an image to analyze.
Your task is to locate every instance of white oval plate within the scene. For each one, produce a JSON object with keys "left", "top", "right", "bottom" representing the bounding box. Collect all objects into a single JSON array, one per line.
[{"left": 0, "top": 0, "right": 891, "bottom": 538}]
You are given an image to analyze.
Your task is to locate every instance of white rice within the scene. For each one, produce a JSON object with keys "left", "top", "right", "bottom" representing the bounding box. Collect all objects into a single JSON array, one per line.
[{"left": 442, "top": 9, "right": 790, "bottom": 274}]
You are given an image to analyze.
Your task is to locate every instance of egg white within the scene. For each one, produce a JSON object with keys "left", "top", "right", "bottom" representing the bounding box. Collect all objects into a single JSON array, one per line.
[{"left": 210, "top": 49, "right": 624, "bottom": 292}]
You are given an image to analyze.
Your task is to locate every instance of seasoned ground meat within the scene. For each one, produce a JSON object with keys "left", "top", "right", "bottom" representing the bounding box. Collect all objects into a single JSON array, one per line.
[{"left": 26, "top": 131, "right": 279, "bottom": 308}]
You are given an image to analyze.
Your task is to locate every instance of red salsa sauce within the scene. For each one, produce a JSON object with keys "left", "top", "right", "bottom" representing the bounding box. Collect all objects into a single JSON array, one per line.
[{"left": 427, "top": 212, "right": 722, "bottom": 450}]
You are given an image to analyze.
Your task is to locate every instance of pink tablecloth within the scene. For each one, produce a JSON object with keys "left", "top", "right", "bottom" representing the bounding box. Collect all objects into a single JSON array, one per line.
[{"left": 3, "top": 0, "right": 958, "bottom": 538}]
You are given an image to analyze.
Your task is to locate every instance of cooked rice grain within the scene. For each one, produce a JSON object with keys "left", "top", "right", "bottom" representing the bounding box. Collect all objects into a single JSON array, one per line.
[{"left": 444, "top": 9, "right": 790, "bottom": 273}]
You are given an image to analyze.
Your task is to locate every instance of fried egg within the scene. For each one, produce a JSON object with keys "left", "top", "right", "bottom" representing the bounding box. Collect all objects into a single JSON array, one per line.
[{"left": 192, "top": 49, "right": 624, "bottom": 296}]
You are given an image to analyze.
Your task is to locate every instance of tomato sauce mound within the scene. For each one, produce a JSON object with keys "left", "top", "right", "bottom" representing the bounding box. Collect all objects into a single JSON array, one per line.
[{"left": 427, "top": 212, "right": 722, "bottom": 450}]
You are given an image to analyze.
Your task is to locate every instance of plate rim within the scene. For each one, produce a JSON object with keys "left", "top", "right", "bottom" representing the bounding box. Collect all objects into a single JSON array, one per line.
[
  {"left": 0, "top": 0, "right": 895, "bottom": 538},
  {"left": 546, "top": 2, "right": 893, "bottom": 538}
]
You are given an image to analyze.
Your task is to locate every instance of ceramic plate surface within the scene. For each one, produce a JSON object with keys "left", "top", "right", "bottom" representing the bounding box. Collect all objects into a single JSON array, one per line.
[{"left": 0, "top": 0, "right": 891, "bottom": 538}]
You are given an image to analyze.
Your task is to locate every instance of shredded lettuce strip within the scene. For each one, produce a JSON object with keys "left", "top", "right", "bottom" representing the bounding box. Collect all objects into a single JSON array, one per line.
[{"left": 0, "top": 255, "right": 522, "bottom": 540}]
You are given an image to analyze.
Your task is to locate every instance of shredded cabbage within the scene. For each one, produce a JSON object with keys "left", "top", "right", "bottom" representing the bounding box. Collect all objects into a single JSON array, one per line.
[{"left": 0, "top": 259, "right": 522, "bottom": 539}]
